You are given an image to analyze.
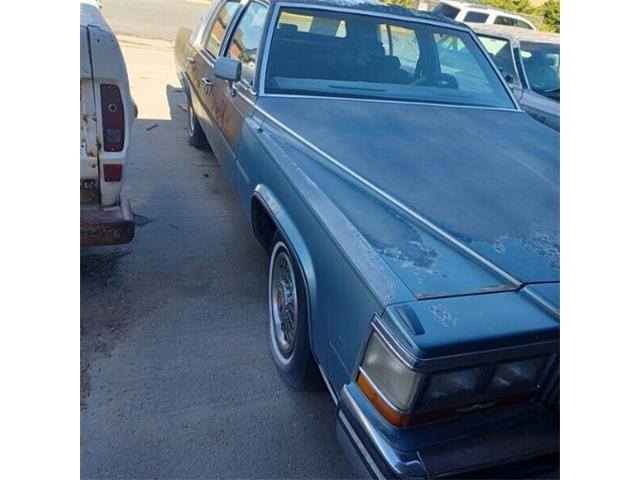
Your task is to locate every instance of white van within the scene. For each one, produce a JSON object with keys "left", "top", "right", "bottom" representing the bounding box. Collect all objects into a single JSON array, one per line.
[
  {"left": 80, "top": 0, "right": 136, "bottom": 245},
  {"left": 431, "top": 1, "right": 537, "bottom": 30}
]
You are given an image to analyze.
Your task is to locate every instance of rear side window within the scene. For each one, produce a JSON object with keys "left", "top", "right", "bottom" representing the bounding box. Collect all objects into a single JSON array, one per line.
[
  {"left": 278, "top": 10, "right": 347, "bottom": 37},
  {"left": 226, "top": 1, "right": 268, "bottom": 85},
  {"left": 206, "top": 0, "right": 241, "bottom": 56},
  {"left": 517, "top": 19, "right": 533, "bottom": 29},
  {"left": 432, "top": 3, "right": 461, "bottom": 19},
  {"left": 494, "top": 16, "right": 516, "bottom": 27},
  {"left": 463, "top": 11, "right": 489, "bottom": 23}
]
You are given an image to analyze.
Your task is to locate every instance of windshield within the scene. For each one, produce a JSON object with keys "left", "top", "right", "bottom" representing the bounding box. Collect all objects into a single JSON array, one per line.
[
  {"left": 264, "top": 8, "right": 515, "bottom": 109},
  {"left": 519, "top": 41, "right": 560, "bottom": 97}
]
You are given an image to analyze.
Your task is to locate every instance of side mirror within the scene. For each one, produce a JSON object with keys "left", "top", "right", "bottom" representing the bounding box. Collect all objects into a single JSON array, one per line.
[
  {"left": 214, "top": 57, "right": 241, "bottom": 97},
  {"left": 497, "top": 67, "right": 514, "bottom": 85}
]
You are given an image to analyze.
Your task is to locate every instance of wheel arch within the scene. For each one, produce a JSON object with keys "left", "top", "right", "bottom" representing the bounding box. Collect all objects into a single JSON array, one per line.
[{"left": 251, "top": 185, "right": 319, "bottom": 357}]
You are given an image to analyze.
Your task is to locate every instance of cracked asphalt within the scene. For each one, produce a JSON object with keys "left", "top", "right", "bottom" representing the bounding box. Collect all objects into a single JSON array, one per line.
[{"left": 80, "top": 28, "right": 355, "bottom": 479}]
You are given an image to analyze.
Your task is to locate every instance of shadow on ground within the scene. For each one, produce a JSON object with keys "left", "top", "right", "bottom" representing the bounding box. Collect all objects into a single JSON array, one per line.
[{"left": 80, "top": 84, "right": 354, "bottom": 479}]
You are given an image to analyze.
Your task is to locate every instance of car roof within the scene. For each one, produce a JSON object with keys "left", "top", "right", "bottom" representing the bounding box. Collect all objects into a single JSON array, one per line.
[
  {"left": 268, "top": 0, "right": 465, "bottom": 28},
  {"left": 80, "top": 0, "right": 111, "bottom": 32},
  {"left": 469, "top": 23, "right": 560, "bottom": 44},
  {"left": 439, "top": 1, "right": 535, "bottom": 25}
]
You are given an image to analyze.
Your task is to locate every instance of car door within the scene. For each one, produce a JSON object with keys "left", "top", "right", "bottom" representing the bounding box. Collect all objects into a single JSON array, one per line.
[
  {"left": 208, "top": 0, "right": 269, "bottom": 187},
  {"left": 181, "top": 0, "right": 220, "bottom": 121},
  {"left": 195, "top": 0, "right": 243, "bottom": 183}
]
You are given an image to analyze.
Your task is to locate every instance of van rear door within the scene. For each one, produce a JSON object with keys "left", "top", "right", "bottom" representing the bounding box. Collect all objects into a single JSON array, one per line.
[{"left": 80, "top": 24, "right": 100, "bottom": 202}]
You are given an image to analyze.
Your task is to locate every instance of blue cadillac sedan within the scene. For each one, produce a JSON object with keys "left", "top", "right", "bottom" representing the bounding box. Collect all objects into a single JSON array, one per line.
[{"left": 175, "top": 0, "right": 559, "bottom": 477}]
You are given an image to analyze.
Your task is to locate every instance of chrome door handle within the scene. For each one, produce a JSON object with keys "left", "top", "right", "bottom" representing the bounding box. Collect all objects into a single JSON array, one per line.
[
  {"left": 201, "top": 77, "right": 213, "bottom": 86},
  {"left": 186, "top": 56, "right": 195, "bottom": 64}
]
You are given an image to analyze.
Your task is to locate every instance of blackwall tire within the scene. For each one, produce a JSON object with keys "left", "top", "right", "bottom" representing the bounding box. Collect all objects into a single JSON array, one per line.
[{"left": 187, "top": 98, "right": 209, "bottom": 150}]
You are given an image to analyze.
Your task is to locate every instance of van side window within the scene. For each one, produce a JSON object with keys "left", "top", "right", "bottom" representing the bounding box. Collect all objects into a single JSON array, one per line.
[
  {"left": 494, "top": 16, "right": 516, "bottom": 27},
  {"left": 517, "top": 19, "right": 534, "bottom": 29},
  {"left": 463, "top": 11, "right": 489, "bottom": 23},
  {"left": 206, "top": 0, "right": 241, "bottom": 57},
  {"left": 226, "top": 2, "right": 268, "bottom": 85}
]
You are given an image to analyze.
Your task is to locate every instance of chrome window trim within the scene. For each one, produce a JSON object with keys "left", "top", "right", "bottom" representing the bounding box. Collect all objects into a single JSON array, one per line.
[
  {"left": 203, "top": 0, "right": 247, "bottom": 59},
  {"left": 258, "top": 93, "right": 522, "bottom": 112},
  {"left": 257, "top": 2, "right": 521, "bottom": 110}
]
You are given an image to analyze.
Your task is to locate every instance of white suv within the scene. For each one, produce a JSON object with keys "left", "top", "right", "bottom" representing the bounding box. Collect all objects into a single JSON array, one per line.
[{"left": 430, "top": 1, "right": 537, "bottom": 30}]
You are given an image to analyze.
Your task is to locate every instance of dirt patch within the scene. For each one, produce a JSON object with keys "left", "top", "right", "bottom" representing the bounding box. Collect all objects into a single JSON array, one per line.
[{"left": 81, "top": 251, "right": 134, "bottom": 407}]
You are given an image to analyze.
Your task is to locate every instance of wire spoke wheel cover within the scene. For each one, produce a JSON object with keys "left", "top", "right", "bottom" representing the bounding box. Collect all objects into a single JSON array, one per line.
[{"left": 269, "top": 242, "right": 298, "bottom": 362}]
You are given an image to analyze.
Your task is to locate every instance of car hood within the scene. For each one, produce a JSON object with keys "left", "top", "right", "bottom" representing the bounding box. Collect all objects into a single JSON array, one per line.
[{"left": 258, "top": 97, "right": 559, "bottom": 300}]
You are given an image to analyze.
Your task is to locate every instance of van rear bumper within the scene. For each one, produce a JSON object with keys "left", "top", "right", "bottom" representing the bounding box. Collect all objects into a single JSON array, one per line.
[{"left": 81, "top": 195, "right": 135, "bottom": 246}]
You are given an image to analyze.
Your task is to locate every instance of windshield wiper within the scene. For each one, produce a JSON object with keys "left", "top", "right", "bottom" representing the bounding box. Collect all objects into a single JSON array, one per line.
[{"left": 544, "top": 87, "right": 560, "bottom": 94}]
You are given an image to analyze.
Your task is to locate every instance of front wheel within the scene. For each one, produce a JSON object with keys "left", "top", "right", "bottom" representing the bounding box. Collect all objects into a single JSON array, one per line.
[
  {"left": 187, "top": 98, "right": 209, "bottom": 150},
  {"left": 268, "top": 234, "right": 317, "bottom": 388}
]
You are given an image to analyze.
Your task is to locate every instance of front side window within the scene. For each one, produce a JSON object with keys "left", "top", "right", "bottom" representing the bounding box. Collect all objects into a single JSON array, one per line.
[
  {"left": 478, "top": 35, "right": 520, "bottom": 86},
  {"left": 265, "top": 8, "right": 514, "bottom": 108},
  {"left": 463, "top": 11, "right": 489, "bottom": 23},
  {"left": 206, "top": 0, "right": 241, "bottom": 56},
  {"left": 517, "top": 19, "right": 534, "bottom": 30},
  {"left": 226, "top": 1, "right": 268, "bottom": 85},
  {"left": 520, "top": 41, "right": 560, "bottom": 96}
]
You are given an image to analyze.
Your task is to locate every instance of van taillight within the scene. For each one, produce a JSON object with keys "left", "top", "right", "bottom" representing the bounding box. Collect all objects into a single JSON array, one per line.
[
  {"left": 103, "top": 164, "right": 123, "bottom": 182},
  {"left": 100, "top": 84, "right": 125, "bottom": 152}
]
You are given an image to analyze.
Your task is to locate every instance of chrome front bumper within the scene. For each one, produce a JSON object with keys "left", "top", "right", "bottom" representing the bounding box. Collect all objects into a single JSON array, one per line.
[{"left": 337, "top": 385, "right": 559, "bottom": 479}]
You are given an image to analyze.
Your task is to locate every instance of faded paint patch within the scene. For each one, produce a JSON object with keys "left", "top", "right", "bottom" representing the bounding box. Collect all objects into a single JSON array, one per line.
[
  {"left": 475, "top": 229, "right": 560, "bottom": 271},
  {"left": 429, "top": 304, "right": 458, "bottom": 328}
]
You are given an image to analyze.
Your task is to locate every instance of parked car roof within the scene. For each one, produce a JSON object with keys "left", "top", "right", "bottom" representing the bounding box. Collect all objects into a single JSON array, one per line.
[{"left": 469, "top": 23, "right": 560, "bottom": 45}]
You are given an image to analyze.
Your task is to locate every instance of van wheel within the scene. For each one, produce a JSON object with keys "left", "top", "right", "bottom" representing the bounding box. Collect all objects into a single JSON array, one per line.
[
  {"left": 268, "top": 233, "right": 317, "bottom": 388},
  {"left": 187, "top": 99, "right": 209, "bottom": 149}
]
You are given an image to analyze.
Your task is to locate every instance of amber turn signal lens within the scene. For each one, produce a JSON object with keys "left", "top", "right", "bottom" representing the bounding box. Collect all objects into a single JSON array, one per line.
[{"left": 357, "top": 372, "right": 410, "bottom": 428}]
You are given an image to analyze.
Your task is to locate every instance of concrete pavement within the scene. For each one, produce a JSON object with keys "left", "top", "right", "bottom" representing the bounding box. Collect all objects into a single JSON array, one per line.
[
  {"left": 100, "top": 0, "right": 207, "bottom": 41},
  {"left": 80, "top": 32, "right": 355, "bottom": 479}
]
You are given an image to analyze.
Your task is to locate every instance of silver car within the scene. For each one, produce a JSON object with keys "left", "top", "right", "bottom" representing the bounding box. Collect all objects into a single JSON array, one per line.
[{"left": 471, "top": 24, "right": 560, "bottom": 131}]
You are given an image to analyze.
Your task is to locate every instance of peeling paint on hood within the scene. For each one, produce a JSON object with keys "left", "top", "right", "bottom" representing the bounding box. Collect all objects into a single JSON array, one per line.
[{"left": 260, "top": 96, "right": 559, "bottom": 299}]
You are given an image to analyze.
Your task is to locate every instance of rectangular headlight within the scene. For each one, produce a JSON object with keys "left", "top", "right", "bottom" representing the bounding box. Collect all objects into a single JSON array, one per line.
[
  {"left": 360, "top": 332, "right": 423, "bottom": 411},
  {"left": 422, "top": 366, "right": 487, "bottom": 407},
  {"left": 486, "top": 356, "right": 548, "bottom": 395}
]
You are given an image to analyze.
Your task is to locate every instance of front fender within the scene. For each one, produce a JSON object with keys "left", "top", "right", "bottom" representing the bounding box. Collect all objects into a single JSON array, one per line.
[{"left": 252, "top": 184, "right": 318, "bottom": 319}]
